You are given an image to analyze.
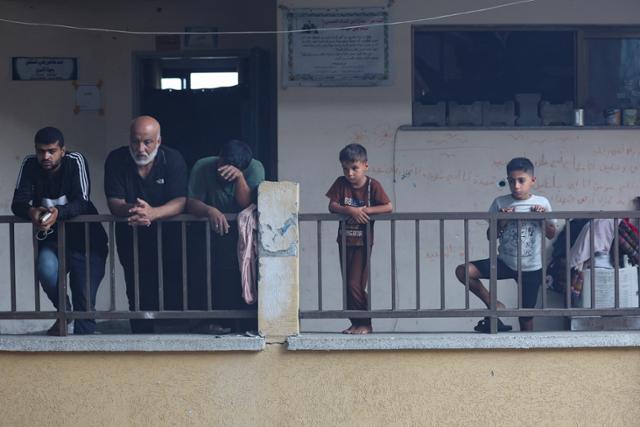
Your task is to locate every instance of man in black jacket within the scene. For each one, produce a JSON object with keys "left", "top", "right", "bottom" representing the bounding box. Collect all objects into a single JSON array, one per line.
[{"left": 12, "top": 127, "right": 108, "bottom": 335}]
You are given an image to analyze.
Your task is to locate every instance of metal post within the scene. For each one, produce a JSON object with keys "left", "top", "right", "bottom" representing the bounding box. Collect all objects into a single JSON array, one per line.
[{"left": 57, "top": 222, "right": 68, "bottom": 336}]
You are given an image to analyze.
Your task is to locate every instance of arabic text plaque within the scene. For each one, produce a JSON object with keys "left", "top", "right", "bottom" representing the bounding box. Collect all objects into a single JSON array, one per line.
[
  {"left": 283, "top": 7, "right": 389, "bottom": 87},
  {"left": 12, "top": 57, "right": 78, "bottom": 81}
]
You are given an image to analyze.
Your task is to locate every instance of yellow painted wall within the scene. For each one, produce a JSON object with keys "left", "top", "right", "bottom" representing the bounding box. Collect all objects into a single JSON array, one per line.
[{"left": 1, "top": 345, "right": 639, "bottom": 426}]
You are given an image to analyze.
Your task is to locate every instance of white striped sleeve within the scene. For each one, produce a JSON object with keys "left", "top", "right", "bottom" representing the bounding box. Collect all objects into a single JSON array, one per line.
[
  {"left": 67, "top": 152, "right": 89, "bottom": 200},
  {"left": 15, "top": 155, "right": 35, "bottom": 189}
]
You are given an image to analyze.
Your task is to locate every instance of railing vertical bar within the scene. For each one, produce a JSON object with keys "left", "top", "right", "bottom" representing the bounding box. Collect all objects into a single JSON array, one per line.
[
  {"left": 366, "top": 221, "right": 372, "bottom": 312},
  {"left": 109, "top": 222, "right": 116, "bottom": 311},
  {"left": 157, "top": 222, "right": 164, "bottom": 311},
  {"left": 565, "top": 219, "right": 572, "bottom": 308},
  {"left": 205, "top": 221, "right": 213, "bottom": 311},
  {"left": 439, "top": 219, "right": 445, "bottom": 310},
  {"left": 84, "top": 222, "right": 91, "bottom": 315},
  {"left": 489, "top": 214, "right": 498, "bottom": 333},
  {"left": 517, "top": 218, "right": 522, "bottom": 309},
  {"left": 637, "top": 215, "right": 640, "bottom": 308},
  {"left": 9, "top": 223, "right": 16, "bottom": 312},
  {"left": 590, "top": 219, "right": 595, "bottom": 309},
  {"left": 464, "top": 219, "right": 469, "bottom": 310},
  {"left": 57, "top": 222, "right": 67, "bottom": 336},
  {"left": 317, "top": 220, "right": 323, "bottom": 311},
  {"left": 541, "top": 219, "right": 547, "bottom": 309},
  {"left": 32, "top": 230, "right": 40, "bottom": 311},
  {"left": 133, "top": 225, "right": 140, "bottom": 311},
  {"left": 415, "top": 219, "right": 420, "bottom": 310},
  {"left": 614, "top": 218, "right": 620, "bottom": 308},
  {"left": 391, "top": 220, "right": 397, "bottom": 311},
  {"left": 341, "top": 220, "right": 347, "bottom": 311},
  {"left": 182, "top": 221, "right": 188, "bottom": 310}
]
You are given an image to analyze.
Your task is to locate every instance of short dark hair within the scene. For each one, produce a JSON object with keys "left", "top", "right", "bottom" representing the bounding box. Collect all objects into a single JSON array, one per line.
[
  {"left": 506, "top": 157, "right": 534, "bottom": 175},
  {"left": 339, "top": 143, "right": 367, "bottom": 163},
  {"left": 219, "top": 139, "right": 252, "bottom": 170},
  {"left": 34, "top": 127, "right": 64, "bottom": 147},
  {"left": 34, "top": 126, "right": 64, "bottom": 147}
]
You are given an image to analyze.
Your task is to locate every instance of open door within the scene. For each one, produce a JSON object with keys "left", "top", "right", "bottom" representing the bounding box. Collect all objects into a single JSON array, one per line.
[{"left": 134, "top": 49, "right": 275, "bottom": 178}]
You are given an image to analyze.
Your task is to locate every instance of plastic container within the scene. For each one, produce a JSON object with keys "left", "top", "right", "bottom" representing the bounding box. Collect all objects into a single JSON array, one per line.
[
  {"left": 605, "top": 108, "right": 621, "bottom": 125},
  {"left": 622, "top": 108, "right": 637, "bottom": 126}
]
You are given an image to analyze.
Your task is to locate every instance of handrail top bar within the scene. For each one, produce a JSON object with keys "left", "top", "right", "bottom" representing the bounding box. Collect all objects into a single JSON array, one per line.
[
  {"left": 0, "top": 213, "right": 238, "bottom": 223},
  {"left": 0, "top": 210, "right": 636, "bottom": 223},
  {"left": 300, "top": 211, "right": 640, "bottom": 221}
]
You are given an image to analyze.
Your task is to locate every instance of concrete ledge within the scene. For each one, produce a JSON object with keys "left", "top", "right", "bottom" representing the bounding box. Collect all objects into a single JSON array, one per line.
[
  {"left": 0, "top": 334, "right": 265, "bottom": 352},
  {"left": 287, "top": 331, "right": 640, "bottom": 351}
]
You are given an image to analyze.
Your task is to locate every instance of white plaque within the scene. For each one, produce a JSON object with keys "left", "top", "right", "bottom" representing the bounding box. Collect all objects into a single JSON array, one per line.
[
  {"left": 283, "top": 7, "right": 389, "bottom": 87},
  {"left": 12, "top": 57, "right": 78, "bottom": 80},
  {"left": 75, "top": 84, "right": 102, "bottom": 111}
]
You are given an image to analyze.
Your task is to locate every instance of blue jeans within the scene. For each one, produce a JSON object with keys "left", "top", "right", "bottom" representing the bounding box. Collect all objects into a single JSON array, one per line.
[{"left": 37, "top": 243, "right": 106, "bottom": 334}]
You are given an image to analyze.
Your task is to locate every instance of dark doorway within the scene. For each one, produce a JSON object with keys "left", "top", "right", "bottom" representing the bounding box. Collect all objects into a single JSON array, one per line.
[{"left": 134, "top": 49, "right": 276, "bottom": 178}]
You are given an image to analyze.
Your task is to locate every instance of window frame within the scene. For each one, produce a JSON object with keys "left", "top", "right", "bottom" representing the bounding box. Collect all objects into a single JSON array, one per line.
[{"left": 411, "top": 25, "right": 640, "bottom": 128}]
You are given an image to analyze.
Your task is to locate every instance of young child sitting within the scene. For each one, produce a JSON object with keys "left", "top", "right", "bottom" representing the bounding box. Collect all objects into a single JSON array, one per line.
[
  {"left": 325, "top": 144, "right": 392, "bottom": 334},
  {"left": 455, "top": 157, "right": 556, "bottom": 332}
]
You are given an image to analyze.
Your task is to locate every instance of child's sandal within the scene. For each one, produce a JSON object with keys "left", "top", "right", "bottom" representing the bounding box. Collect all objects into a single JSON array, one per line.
[{"left": 473, "top": 317, "right": 512, "bottom": 333}]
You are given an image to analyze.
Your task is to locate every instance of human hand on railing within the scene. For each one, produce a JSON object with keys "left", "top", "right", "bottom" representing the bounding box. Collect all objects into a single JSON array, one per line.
[
  {"left": 28, "top": 207, "right": 48, "bottom": 227},
  {"left": 208, "top": 207, "right": 230, "bottom": 235},
  {"left": 128, "top": 198, "right": 154, "bottom": 227},
  {"left": 38, "top": 207, "right": 58, "bottom": 231},
  {"left": 217, "top": 164, "right": 243, "bottom": 183},
  {"left": 347, "top": 206, "right": 370, "bottom": 224},
  {"left": 498, "top": 207, "right": 514, "bottom": 230}
]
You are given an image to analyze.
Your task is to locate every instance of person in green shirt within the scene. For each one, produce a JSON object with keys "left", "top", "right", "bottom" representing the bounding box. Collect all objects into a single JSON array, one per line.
[{"left": 187, "top": 139, "right": 265, "bottom": 333}]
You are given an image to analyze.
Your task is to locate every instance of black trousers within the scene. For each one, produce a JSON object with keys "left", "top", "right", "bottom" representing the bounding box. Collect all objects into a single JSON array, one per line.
[
  {"left": 117, "top": 223, "right": 183, "bottom": 333},
  {"left": 187, "top": 222, "right": 256, "bottom": 331}
]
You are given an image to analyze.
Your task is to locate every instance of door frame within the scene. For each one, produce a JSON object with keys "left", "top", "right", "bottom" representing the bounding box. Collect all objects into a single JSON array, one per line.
[{"left": 132, "top": 49, "right": 277, "bottom": 179}]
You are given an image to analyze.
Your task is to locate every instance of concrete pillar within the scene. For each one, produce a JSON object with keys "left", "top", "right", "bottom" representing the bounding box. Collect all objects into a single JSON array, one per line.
[{"left": 257, "top": 181, "right": 299, "bottom": 341}]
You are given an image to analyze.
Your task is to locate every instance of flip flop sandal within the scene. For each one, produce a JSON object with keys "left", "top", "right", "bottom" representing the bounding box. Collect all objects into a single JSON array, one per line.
[{"left": 473, "top": 317, "right": 512, "bottom": 333}]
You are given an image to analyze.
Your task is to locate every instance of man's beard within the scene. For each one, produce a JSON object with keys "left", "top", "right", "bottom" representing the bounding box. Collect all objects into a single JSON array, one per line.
[{"left": 129, "top": 145, "right": 159, "bottom": 166}]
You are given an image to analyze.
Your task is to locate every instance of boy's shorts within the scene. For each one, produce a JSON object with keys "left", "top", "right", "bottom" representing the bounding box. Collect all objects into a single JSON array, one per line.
[{"left": 469, "top": 258, "right": 542, "bottom": 309}]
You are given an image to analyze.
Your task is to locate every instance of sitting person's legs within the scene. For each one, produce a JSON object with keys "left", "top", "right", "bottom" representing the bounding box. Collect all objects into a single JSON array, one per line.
[
  {"left": 455, "top": 259, "right": 514, "bottom": 332},
  {"left": 455, "top": 259, "right": 507, "bottom": 310}
]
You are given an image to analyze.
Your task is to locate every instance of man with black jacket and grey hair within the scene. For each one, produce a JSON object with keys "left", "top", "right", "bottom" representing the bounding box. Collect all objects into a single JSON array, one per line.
[{"left": 12, "top": 126, "right": 107, "bottom": 335}]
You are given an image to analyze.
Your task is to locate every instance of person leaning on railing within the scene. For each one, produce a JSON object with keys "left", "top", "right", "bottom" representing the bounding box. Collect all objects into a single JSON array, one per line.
[
  {"left": 455, "top": 157, "right": 556, "bottom": 333},
  {"left": 104, "top": 116, "right": 187, "bottom": 334},
  {"left": 11, "top": 126, "right": 108, "bottom": 336},
  {"left": 186, "top": 139, "right": 265, "bottom": 334},
  {"left": 326, "top": 143, "right": 393, "bottom": 335}
]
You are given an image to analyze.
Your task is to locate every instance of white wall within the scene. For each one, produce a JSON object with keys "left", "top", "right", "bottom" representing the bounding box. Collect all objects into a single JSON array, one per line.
[
  {"left": 278, "top": 0, "right": 640, "bottom": 332},
  {"left": 0, "top": 0, "right": 275, "bottom": 332}
]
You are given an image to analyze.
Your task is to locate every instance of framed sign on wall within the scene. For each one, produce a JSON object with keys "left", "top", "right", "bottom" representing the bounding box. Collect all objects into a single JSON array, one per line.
[
  {"left": 12, "top": 57, "right": 78, "bottom": 80},
  {"left": 282, "top": 7, "right": 389, "bottom": 87}
]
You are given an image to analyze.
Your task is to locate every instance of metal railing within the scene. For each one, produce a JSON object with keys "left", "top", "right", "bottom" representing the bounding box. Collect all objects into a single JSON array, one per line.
[
  {"left": 0, "top": 214, "right": 256, "bottom": 336},
  {"left": 299, "top": 211, "right": 640, "bottom": 333}
]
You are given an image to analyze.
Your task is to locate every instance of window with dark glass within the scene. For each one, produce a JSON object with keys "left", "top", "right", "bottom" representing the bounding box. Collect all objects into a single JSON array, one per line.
[
  {"left": 412, "top": 27, "right": 640, "bottom": 127},
  {"left": 583, "top": 35, "right": 640, "bottom": 125}
]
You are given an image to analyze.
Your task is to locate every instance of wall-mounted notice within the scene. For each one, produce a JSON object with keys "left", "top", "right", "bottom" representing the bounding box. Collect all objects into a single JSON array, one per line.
[
  {"left": 12, "top": 57, "right": 78, "bottom": 80},
  {"left": 282, "top": 7, "right": 389, "bottom": 87},
  {"left": 73, "top": 80, "right": 104, "bottom": 115}
]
